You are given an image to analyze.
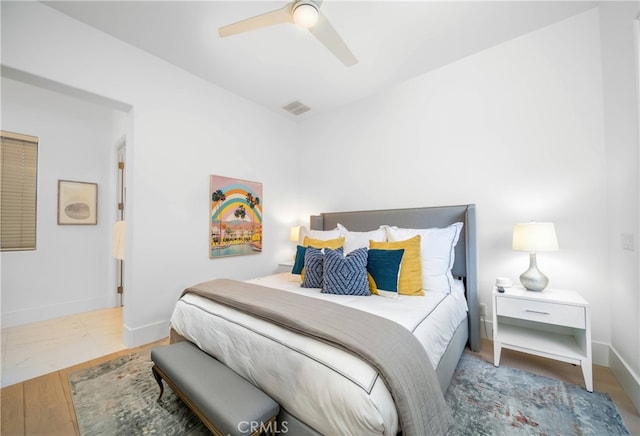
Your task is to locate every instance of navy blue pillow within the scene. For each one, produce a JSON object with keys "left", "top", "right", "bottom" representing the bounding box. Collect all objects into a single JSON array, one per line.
[
  {"left": 301, "top": 247, "right": 324, "bottom": 288},
  {"left": 367, "top": 248, "right": 405, "bottom": 298},
  {"left": 322, "top": 247, "right": 370, "bottom": 296}
]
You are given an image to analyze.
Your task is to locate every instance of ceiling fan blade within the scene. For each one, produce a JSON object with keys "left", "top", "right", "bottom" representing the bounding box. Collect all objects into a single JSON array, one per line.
[
  {"left": 309, "top": 12, "right": 357, "bottom": 67},
  {"left": 219, "top": 4, "right": 293, "bottom": 38}
]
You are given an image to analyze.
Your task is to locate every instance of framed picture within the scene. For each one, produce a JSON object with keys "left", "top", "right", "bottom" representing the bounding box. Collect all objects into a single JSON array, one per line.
[
  {"left": 210, "top": 175, "right": 262, "bottom": 258},
  {"left": 57, "top": 180, "right": 98, "bottom": 225}
]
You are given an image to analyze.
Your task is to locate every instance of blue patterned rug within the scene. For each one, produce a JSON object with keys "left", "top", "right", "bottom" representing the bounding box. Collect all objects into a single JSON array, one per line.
[
  {"left": 446, "top": 354, "right": 630, "bottom": 435},
  {"left": 69, "top": 350, "right": 630, "bottom": 435}
]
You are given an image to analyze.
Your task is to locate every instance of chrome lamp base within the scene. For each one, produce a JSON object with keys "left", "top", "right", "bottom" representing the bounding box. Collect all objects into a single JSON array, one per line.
[{"left": 520, "top": 253, "right": 549, "bottom": 292}]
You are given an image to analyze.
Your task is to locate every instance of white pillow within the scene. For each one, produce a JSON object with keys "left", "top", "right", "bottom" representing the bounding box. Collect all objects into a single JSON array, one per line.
[
  {"left": 297, "top": 226, "right": 341, "bottom": 246},
  {"left": 337, "top": 223, "right": 386, "bottom": 254},
  {"left": 386, "top": 222, "right": 463, "bottom": 293}
]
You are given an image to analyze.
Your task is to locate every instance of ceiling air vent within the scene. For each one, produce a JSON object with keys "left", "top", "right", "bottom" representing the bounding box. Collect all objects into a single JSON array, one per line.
[{"left": 282, "top": 101, "right": 311, "bottom": 116}]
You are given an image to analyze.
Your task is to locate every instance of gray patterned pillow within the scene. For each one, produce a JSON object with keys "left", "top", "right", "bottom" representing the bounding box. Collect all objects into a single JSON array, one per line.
[
  {"left": 301, "top": 246, "right": 324, "bottom": 288},
  {"left": 322, "top": 247, "right": 370, "bottom": 296}
]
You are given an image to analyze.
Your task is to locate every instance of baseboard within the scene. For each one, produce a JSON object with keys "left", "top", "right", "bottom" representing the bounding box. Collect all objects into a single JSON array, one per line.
[
  {"left": 1, "top": 295, "right": 115, "bottom": 328},
  {"left": 123, "top": 319, "right": 170, "bottom": 348},
  {"left": 591, "top": 341, "right": 610, "bottom": 367},
  {"left": 610, "top": 345, "right": 640, "bottom": 414}
]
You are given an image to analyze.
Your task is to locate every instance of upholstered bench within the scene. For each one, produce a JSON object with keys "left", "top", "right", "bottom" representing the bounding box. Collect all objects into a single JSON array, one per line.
[{"left": 151, "top": 341, "right": 280, "bottom": 436}]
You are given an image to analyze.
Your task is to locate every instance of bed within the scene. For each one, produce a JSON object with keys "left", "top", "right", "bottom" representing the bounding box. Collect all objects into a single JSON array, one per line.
[{"left": 169, "top": 204, "right": 479, "bottom": 436}]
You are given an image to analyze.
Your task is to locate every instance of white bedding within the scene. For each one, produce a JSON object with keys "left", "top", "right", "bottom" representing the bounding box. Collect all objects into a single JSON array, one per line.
[{"left": 169, "top": 273, "right": 468, "bottom": 436}]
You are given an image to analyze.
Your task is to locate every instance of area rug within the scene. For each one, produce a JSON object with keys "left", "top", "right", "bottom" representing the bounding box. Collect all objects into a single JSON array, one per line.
[
  {"left": 68, "top": 350, "right": 208, "bottom": 435},
  {"left": 445, "top": 354, "right": 630, "bottom": 435},
  {"left": 69, "top": 350, "right": 630, "bottom": 435}
]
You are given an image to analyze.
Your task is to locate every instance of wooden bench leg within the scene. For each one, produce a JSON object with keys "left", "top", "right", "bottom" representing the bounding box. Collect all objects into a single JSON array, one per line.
[{"left": 151, "top": 365, "right": 164, "bottom": 401}]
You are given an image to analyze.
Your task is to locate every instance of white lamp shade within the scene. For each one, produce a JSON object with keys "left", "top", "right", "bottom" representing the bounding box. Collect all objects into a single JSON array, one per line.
[
  {"left": 293, "top": 3, "right": 319, "bottom": 28},
  {"left": 290, "top": 226, "right": 301, "bottom": 242},
  {"left": 512, "top": 222, "right": 559, "bottom": 252}
]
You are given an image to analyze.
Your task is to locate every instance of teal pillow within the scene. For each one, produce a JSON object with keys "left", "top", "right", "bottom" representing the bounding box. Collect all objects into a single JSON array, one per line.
[
  {"left": 291, "top": 245, "right": 306, "bottom": 275},
  {"left": 367, "top": 248, "right": 405, "bottom": 298}
]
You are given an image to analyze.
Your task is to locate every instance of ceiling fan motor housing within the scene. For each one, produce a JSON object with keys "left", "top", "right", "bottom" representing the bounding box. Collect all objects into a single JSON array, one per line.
[{"left": 292, "top": 0, "right": 320, "bottom": 28}]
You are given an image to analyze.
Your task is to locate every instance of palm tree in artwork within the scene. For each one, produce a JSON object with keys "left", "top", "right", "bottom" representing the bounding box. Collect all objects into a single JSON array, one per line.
[
  {"left": 245, "top": 193, "right": 260, "bottom": 242},
  {"left": 234, "top": 205, "right": 247, "bottom": 243},
  {"left": 234, "top": 205, "right": 246, "bottom": 221},
  {"left": 211, "top": 189, "right": 226, "bottom": 246}
]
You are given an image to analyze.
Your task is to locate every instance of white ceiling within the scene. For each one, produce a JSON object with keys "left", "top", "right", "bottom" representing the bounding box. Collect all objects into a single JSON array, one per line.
[{"left": 44, "top": 1, "right": 598, "bottom": 120}]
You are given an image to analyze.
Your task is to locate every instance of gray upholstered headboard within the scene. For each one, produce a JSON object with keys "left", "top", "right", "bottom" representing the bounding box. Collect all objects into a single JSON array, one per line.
[{"left": 310, "top": 204, "right": 479, "bottom": 352}]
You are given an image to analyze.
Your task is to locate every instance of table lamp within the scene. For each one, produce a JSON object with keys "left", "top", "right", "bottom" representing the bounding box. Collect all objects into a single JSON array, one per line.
[
  {"left": 290, "top": 226, "right": 301, "bottom": 244},
  {"left": 512, "top": 222, "right": 559, "bottom": 291}
]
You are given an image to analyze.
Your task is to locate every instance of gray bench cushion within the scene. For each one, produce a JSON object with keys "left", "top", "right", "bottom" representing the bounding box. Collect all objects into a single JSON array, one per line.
[{"left": 151, "top": 341, "right": 279, "bottom": 436}]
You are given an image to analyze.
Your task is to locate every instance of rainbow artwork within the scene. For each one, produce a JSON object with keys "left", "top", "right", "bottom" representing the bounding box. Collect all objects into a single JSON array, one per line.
[{"left": 209, "top": 175, "right": 263, "bottom": 258}]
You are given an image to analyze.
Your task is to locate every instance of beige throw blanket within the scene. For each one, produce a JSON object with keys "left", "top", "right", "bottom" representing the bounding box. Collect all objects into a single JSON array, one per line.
[{"left": 182, "top": 278, "right": 453, "bottom": 436}]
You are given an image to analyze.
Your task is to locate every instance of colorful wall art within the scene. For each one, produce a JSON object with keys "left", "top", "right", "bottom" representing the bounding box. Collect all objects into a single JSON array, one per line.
[{"left": 209, "top": 175, "right": 262, "bottom": 258}]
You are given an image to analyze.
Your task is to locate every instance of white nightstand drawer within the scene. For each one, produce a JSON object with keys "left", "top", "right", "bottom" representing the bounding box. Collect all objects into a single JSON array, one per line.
[{"left": 497, "top": 297, "right": 585, "bottom": 329}]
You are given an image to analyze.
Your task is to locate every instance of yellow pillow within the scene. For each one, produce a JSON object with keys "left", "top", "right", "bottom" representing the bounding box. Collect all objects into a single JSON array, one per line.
[
  {"left": 370, "top": 236, "right": 424, "bottom": 296},
  {"left": 299, "top": 236, "right": 345, "bottom": 281},
  {"left": 303, "top": 236, "right": 345, "bottom": 250}
]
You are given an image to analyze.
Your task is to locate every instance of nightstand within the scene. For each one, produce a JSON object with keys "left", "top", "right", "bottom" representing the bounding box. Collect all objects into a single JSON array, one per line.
[
  {"left": 492, "top": 285, "right": 592, "bottom": 392},
  {"left": 276, "top": 261, "right": 294, "bottom": 273}
]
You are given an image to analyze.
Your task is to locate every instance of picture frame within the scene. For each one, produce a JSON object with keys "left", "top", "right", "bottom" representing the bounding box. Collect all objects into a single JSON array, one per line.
[
  {"left": 57, "top": 180, "right": 98, "bottom": 225},
  {"left": 210, "top": 175, "right": 263, "bottom": 258}
]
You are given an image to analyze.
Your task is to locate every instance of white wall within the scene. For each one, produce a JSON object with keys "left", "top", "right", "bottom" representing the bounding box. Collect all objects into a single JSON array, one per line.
[
  {"left": 1, "top": 77, "right": 121, "bottom": 326},
  {"left": 298, "top": 4, "right": 640, "bottom": 398},
  {"left": 1, "top": 2, "right": 300, "bottom": 344},
  {"left": 599, "top": 1, "right": 640, "bottom": 410},
  {"left": 299, "top": 9, "right": 613, "bottom": 356}
]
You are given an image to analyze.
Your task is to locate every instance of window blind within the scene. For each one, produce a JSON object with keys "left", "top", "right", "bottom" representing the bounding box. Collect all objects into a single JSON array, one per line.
[{"left": 1, "top": 131, "right": 38, "bottom": 251}]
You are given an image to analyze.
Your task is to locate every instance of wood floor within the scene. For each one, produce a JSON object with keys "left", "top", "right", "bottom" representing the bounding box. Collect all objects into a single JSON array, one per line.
[
  {"left": 1, "top": 337, "right": 169, "bottom": 436},
  {"left": 1, "top": 332, "right": 638, "bottom": 435}
]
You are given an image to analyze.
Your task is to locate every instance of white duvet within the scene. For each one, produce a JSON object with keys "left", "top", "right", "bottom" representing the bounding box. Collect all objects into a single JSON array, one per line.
[{"left": 169, "top": 273, "right": 467, "bottom": 435}]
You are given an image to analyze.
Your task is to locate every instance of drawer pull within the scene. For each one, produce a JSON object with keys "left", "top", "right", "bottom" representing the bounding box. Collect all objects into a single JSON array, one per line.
[{"left": 525, "top": 309, "right": 550, "bottom": 315}]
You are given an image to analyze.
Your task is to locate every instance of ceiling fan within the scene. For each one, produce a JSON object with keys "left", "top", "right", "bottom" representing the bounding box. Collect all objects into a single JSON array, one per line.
[{"left": 218, "top": 0, "right": 358, "bottom": 67}]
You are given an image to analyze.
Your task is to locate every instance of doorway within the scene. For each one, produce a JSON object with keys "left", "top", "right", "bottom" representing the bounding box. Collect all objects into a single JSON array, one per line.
[{"left": 114, "top": 140, "right": 126, "bottom": 307}]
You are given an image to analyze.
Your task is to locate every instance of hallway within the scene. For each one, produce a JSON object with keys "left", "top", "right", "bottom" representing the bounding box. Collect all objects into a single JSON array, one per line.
[{"left": 1, "top": 307, "right": 124, "bottom": 388}]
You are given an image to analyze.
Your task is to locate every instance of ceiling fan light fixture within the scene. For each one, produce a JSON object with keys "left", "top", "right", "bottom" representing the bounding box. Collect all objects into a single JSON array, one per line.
[
  {"left": 218, "top": 0, "right": 357, "bottom": 67},
  {"left": 293, "top": 2, "right": 319, "bottom": 28}
]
